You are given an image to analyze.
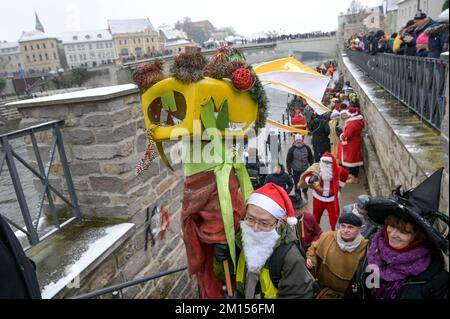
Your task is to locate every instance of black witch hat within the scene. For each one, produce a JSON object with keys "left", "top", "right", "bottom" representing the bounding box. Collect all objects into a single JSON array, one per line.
[{"left": 365, "top": 168, "right": 449, "bottom": 255}]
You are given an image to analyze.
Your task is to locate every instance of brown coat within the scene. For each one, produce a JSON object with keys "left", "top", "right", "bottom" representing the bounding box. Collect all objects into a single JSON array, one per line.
[{"left": 306, "top": 231, "right": 368, "bottom": 298}]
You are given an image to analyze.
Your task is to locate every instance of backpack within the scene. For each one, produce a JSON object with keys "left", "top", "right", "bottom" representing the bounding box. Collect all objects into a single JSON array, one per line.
[{"left": 268, "top": 240, "right": 321, "bottom": 296}]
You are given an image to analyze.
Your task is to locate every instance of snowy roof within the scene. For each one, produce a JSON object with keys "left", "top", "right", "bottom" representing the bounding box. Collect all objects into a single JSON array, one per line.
[
  {"left": 0, "top": 42, "right": 20, "bottom": 54},
  {"left": 249, "top": 32, "right": 269, "bottom": 40},
  {"left": 158, "top": 27, "right": 187, "bottom": 40},
  {"left": 108, "top": 18, "right": 155, "bottom": 34},
  {"left": 61, "top": 29, "right": 113, "bottom": 44},
  {"left": 6, "top": 84, "right": 138, "bottom": 107},
  {"left": 165, "top": 39, "right": 193, "bottom": 47},
  {"left": 386, "top": 0, "right": 400, "bottom": 11},
  {"left": 19, "top": 30, "right": 57, "bottom": 42}
]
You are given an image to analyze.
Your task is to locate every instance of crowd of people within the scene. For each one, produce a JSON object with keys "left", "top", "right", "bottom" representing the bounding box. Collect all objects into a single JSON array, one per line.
[
  {"left": 347, "top": 9, "right": 449, "bottom": 58},
  {"left": 228, "top": 70, "right": 448, "bottom": 299}
]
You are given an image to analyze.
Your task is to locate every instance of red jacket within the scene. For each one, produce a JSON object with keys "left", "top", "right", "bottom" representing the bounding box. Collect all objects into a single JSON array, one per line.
[
  {"left": 291, "top": 116, "right": 307, "bottom": 130},
  {"left": 297, "top": 212, "right": 322, "bottom": 251},
  {"left": 338, "top": 115, "right": 364, "bottom": 167}
]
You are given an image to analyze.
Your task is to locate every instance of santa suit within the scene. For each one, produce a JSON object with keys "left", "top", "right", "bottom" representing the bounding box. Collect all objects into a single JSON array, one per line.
[
  {"left": 338, "top": 114, "right": 364, "bottom": 167},
  {"left": 291, "top": 114, "right": 307, "bottom": 131},
  {"left": 300, "top": 163, "right": 348, "bottom": 230}
]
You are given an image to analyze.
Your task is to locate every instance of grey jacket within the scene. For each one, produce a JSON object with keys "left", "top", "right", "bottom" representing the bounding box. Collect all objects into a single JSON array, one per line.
[{"left": 286, "top": 143, "right": 314, "bottom": 173}]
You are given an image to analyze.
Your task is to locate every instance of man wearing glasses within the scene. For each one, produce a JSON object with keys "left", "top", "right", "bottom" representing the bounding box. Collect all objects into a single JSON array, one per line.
[{"left": 214, "top": 183, "right": 317, "bottom": 299}]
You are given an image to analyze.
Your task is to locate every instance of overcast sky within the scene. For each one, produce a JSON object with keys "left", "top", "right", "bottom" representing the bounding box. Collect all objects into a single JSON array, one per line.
[{"left": 0, "top": 0, "right": 385, "bottom": 42}]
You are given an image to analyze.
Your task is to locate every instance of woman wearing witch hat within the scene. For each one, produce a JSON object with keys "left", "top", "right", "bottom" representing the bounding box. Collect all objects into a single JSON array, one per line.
[{"left": 344, "top": 168, "right": 449, "bottom": 299}]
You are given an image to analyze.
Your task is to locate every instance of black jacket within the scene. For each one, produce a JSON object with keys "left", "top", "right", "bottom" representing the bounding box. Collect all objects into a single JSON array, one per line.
[
  {"left": 0, "top": 214, "right": 41, "bottom": 299},
  {"left": 344, "top": 246, "right": 448, "bottom": 299},
  {"left": 308, "top": 115, "right": 330, "bottom": 153},
  {"left": 265, "top": 169, "right": 294, "bottom": 194}
]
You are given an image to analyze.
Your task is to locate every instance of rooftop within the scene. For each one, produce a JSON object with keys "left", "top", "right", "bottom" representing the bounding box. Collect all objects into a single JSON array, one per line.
[
  {"left": 61, "top": 29, "right": 113, "bottom": 44},
  {"left": 19, "top": 30, "right": 57, "bottom": 42},
  {"left": 108, "top": 18, "right": 155, "bottom": 34}
]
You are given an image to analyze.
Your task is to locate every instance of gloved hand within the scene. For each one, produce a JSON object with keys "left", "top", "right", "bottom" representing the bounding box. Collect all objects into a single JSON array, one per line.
[
  {"left": 308, "top": 175, "right": 319, "bottom": 185},
  {"left": 214, "top": 244, "right": 231, "bottom": 262},
  {"left": 223, "top": 289, "right": 242, "bottom": 299}
]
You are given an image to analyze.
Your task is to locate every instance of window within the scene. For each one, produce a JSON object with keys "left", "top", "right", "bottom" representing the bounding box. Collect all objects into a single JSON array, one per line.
[
  {"left": 73, "top": 36, "right": 78, "bottom": 40},
  {"left": 89, "top": 43, "right": 92, "bottom": 50},
  {"left": 37, "top": 44, "right": 40, "bottom": 49},
  {"left": 51, "top": 42, "right": 54, "bottom": 48},
  {"left": 120, "top": 48, "right": 128, "bottom": 56},
  {"left": 119, "top": 40, "right": 122, "bottom": 45},
  {"left": 43, "top": 43, "right": 46, "bottom": 49},
  {"left": 90, "top": 53, "right": 95, "bottom": 59},
  {"left": 30, "top": 45, "right": 34, "bottom": 50},
  {"left": 124, "top": 39, "right": 127, "bottom": 44},
  {"left": 147, "top": 38, "right": 149, "bottom": 43},
  {"left": 18, "top": 63, "right": 21, "bottom": 68},
  {"left": 54, "top": 52, "right": 57, "bottom": 59},
  {"left": 98, "top": 52, "right": 102, "bottom": 59},
  {"left": 371, "top": 17, "right": 375, "bottom": 23},
  {"left": 79, "top": 54, "right": 83, "bottom": 61},
  {"left": 24, "top": 45, "right": 28, "bottom": 51},
  {"left": 39, "top": 54, "right": 42, "bottom": 61},
  {"left": 97, "top": 34, "right": 102, "bottom": 38},
  {"left": 45, "top": 53, "right": 49, "bottom": 60},
  {"left": 27, "top": 55, "right": 30, "bottom": 62},
  {"left": 32, "top": 54, "right": 36, "bottom": 61},
  {"left": 151, "top": 38, "right": 154, "bottom": 42},
  {"left": 85, "top": 35, "right": 91, "bottom": 39}
]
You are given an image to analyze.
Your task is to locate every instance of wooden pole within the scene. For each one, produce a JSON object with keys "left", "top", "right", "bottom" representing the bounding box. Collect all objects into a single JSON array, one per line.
[{"left": 223, "top": 260, "right": 233, "bottom": 297}]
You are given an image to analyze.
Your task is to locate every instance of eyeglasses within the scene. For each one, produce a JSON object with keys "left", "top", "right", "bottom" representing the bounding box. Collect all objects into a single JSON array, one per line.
[{"left": 244, "top": 215, "right": 277, "bottom": 230}]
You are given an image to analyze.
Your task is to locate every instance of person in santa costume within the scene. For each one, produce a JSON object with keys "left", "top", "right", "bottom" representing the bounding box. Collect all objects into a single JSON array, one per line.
[
  {"left": 290, "top": 109, "right": 308, "bottom": 131},
  {"left": 298, "top": 153, "right": 349, "bottom": 230},
  {"left": 337, "top": 109, "right": 364, "bottom": 184},
  {"left": 213, "top": 183, "right": 318, "bottom": 299}
]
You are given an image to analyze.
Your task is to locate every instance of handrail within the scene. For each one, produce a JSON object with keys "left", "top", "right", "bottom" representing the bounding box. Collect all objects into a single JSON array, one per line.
[
  {"left": 71, "top": 266, "right": 188, "bottom": 299},
  {"left": 0, "top": 120, "right": 81, "bottom": 246},
  {"left": 346, "top": 50, "right": 448, "bottom": 132}
]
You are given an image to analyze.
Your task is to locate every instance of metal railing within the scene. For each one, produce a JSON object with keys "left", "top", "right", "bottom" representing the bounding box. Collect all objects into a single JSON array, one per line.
[
  {"left": 71, "top": 266, "right": 188, "bottom": 299},
  {"left": 346, "top": 50, "right": 449, "bottom": 132},
  {"left": 0, "top": 120, "right": 81, "bottom": 246}
]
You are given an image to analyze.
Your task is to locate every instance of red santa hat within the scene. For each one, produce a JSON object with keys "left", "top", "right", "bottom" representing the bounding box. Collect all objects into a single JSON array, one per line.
[{"left": 247, "top": 183, "right": 298, "bottom": 226}]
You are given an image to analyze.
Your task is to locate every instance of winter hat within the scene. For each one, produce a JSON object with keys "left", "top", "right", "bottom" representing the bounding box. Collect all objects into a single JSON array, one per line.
[
  {"left": 437, "top": 9, "right": 449, "bottom": 23},
  {"left": 294, "top": 134, "right": 304, "bottom": 141},
  {"left": 330, "top": 109, "right": 341, "bottom": 120},
  {"left": 414, "top": 10, "right": 427, "bottom": 20},
  {"left": 247, "top": 182, "right": 298, "bottom": 225},
  {"left": 416, "top": 33, "right": 429, "bottom": 45},
  {"left": 339, "top": 212, "right": 363, "bottom": 227},
  {"left": 356, "top": 194, "right": 371, "bottom": 210},
  {"left": 289, "top": 195, "right": 307, "bottom": 210}
]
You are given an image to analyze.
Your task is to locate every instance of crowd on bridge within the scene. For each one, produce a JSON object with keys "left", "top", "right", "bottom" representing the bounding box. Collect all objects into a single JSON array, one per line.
[
  {"left": 203, "top": 65, "right": 448, "bottom": 300},
  {"left": 346, "top": 9, "right": 448, "bottom": 58}
]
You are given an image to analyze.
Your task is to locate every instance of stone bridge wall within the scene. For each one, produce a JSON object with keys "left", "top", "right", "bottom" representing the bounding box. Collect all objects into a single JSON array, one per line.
[{"left": 337, "top": 52, "right": 449, "bottom": 216}]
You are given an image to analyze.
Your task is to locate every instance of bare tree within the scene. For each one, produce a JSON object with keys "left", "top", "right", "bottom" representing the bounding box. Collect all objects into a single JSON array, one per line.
[{"left": 348, "top": 0, "right": 365, "bottom": 14}]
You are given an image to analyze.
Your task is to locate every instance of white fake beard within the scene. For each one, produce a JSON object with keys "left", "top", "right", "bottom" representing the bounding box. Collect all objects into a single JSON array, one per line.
[
  {"left": 320, "top": 162, "right": 333, "bottom": 181},
  {"left": 240, "top": 221, "right": 280, "bottom": 274}
]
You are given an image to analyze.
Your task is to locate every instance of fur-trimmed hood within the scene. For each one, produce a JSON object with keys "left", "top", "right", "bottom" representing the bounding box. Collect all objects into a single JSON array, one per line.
[{"left": 425, "top": 23, "right": 449, "bottom": 37}]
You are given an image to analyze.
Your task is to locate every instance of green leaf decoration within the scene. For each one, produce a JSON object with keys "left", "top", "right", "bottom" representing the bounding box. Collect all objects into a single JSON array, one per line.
[
  {"left": 200, "top": 98, "right": 217, "bottom": 130},
  {"left": 216, "top": 100, "right": 229, "bottom": 131},
  {"left": 161, "top": 91, "right": 177, "bottom": 112},
  {"left": 156, "top": 142, "right": 174, "bottom": 171}
]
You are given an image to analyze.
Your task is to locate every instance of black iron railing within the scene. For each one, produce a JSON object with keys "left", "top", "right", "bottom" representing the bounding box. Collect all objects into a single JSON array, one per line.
[
  {"left": 71, "top": 266, "right": 188, "bottom": 299},
  {"left": 346, "top": 50, "right": 449, "bottom": 132},
  {"left": 0, "top": 120, "right": 81, "bottom": 246}
]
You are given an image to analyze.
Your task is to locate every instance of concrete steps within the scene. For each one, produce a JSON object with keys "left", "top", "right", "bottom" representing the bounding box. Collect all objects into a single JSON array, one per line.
[{"left": 0, "top": 103, "right": 21, "bottom": 121}]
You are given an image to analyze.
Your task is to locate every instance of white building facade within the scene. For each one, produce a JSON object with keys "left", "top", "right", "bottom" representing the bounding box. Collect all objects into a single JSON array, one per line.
[
  {"left": 0, "top": 41, "right": 23, "bottom": 76},
  {"left": 397, "top": 0, "right": 446, "bottom": 30},
  {"left": 62, "top": 29, "right": 117, "bottom": 69}
]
